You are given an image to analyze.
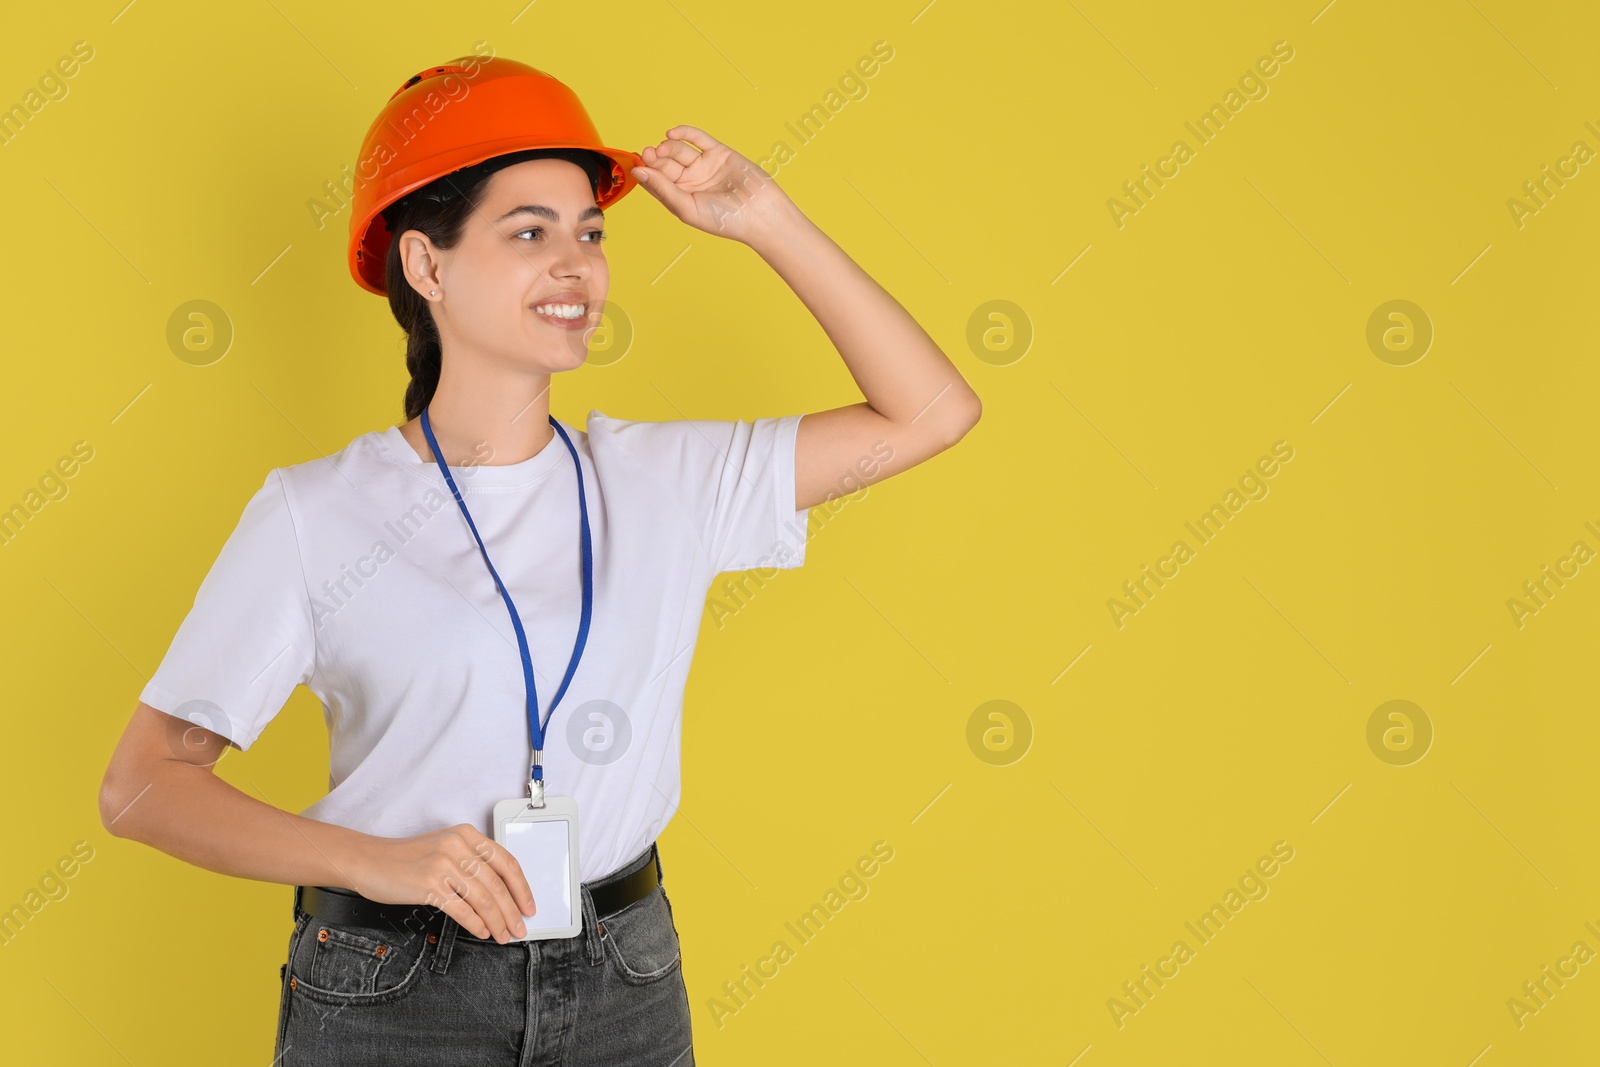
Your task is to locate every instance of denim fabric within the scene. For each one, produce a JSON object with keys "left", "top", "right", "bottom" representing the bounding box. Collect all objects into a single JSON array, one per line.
[{"left": 272, "top": 842, "right": 693, "bottom": 1065}]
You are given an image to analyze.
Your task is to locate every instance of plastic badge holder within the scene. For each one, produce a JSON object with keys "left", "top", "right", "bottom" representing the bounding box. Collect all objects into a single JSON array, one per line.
[{"left": 492, "top": 796, "right": 582, "bottom": 941}]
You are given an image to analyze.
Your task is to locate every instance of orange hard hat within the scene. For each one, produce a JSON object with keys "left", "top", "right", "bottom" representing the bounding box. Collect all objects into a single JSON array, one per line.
[{"left": 347, "top": 55, "right": 643, "bottom": 296}]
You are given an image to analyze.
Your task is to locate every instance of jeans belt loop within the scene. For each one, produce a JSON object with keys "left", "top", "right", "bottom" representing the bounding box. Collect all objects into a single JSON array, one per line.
[
  {"left": 431, "top": 907, "right": 459, "bottom": 975},
  {"left": 581, "top": 884, "right": 604, "bottom": 965}
]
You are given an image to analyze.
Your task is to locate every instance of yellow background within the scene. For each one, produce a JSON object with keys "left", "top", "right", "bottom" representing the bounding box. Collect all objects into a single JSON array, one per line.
[{"left": 3, "top": 0, "right": 1598, "bottom": 1063}]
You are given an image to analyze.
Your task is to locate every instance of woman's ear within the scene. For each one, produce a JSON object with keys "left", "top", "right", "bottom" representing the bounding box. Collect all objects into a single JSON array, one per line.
[{"left": 398, "top": 229, "right": 444, "bottom": 301}]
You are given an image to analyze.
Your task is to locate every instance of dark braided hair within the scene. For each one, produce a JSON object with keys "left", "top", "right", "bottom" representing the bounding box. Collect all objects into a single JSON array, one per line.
[{"left": 379, "top": 148, "right": 611, "bottom": 421}]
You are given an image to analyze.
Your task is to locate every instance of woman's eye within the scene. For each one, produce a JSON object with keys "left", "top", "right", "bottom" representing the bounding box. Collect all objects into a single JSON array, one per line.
[{"left": 512, "top": 227, "right": 607, "bottom": 244}]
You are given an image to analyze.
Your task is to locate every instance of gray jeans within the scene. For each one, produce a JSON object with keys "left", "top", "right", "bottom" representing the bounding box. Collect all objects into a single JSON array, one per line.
[{"left": 273, "top": 842, "right": 694, "bottom": 1065}]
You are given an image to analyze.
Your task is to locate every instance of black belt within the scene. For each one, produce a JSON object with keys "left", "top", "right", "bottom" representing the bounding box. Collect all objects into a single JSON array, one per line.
[{"left": 294, "top": 841, "right": 662, "bottom": 938}]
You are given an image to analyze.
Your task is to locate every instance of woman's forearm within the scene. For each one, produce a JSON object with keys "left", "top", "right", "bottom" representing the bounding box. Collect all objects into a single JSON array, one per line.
[{"left": 102, "top": 760, "right": 376, "bottom": 892}]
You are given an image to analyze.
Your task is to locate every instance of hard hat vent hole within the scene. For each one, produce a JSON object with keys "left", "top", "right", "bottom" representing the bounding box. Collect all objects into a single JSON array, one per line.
[{"left": 392, "top": 65, "right": 474, "bottom": 100}]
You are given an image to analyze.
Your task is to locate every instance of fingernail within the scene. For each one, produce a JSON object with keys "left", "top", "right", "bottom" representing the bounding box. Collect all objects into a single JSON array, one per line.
[{"left": 516, "top": 921, "right": 526, "bottom": 936}]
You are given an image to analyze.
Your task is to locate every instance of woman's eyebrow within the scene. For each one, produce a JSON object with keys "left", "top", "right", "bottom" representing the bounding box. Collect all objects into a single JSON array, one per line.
[{"left": 493, "top": 204, "right": 606, "bottom": 224}]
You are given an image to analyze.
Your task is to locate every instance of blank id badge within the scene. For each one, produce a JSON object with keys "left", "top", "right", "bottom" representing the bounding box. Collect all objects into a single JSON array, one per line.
[{"left": 492, "top": 796, "right": 582, "bottom": 940}]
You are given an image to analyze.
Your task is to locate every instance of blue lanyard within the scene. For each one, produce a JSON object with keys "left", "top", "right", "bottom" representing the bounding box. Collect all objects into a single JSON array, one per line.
[{"left": 420, "top": 404, "right": 593, "bottom": 787}]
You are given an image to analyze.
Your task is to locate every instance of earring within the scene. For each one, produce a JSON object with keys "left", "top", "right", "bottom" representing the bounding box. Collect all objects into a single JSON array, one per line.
[{"left": 430, "top": 290, "right": 437, "bottom": 297}]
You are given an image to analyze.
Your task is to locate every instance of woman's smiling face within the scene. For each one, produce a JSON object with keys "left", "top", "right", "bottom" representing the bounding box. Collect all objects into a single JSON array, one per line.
[{"left": 424, "top": 157, "right": 610, "bottom": 375}]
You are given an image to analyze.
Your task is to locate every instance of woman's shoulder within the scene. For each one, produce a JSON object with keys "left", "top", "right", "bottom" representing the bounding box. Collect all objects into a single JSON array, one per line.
[
  {"left": 582, "top": 408, "right": 756, "bottom": 446},
  {"left": 269, "top": 424, "right": 401, "bottom": 499},
  {"left": 581, "top": 408, "right": 683, "bottom": 454},
  {"left": 580, "top": 408, "right": 727, "bottom": 470}
]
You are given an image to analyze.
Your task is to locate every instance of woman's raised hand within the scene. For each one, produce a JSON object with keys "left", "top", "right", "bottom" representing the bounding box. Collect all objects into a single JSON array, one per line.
[
  {"left": 631, "top": 125, "right": 798, "bottom": 244},
  {"left": 350, "top": 823, "right": 536, "bottom": 944}
]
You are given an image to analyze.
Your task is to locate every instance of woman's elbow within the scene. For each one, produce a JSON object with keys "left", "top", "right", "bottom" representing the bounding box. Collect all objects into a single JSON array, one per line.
[
  {"left": 98, "top": 761, "right": 141, "bottom": 838},
  {"left": 939, "top": 397, "right": 981, "bottom": 450}
]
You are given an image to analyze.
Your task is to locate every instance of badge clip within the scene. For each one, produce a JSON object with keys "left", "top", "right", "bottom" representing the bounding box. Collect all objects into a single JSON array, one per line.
[{"left": 527, "top": 751, "right": 546, "bottom": 810}]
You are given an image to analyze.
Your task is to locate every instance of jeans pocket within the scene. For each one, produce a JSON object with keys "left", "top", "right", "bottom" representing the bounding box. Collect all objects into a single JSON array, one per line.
[
  {"left": 600, "top": 885, "right": 684, "bottom": 986},
  {"left": 288, "top": 913, "right": 433, "bottom": 1006}
]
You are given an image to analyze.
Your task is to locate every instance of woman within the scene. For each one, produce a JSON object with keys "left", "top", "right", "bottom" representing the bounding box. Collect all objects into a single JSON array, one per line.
[{"left": 99, "top": 56, "right": 980, "bottom": 1065}]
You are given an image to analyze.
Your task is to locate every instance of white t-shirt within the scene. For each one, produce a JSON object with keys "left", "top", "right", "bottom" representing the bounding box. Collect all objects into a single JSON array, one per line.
[{"left": 139, "top": 409, "right": 809, "bottom": 883}]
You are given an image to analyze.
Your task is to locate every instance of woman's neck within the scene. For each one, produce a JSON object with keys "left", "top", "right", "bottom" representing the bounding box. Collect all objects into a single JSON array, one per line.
[{"left": 397, "top": 385, "right": 557, "bottom": 467}]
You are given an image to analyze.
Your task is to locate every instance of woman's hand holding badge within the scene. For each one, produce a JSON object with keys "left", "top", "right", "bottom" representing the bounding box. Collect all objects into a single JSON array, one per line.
[{"left": 351, "top": 823, "right": 536, "bottom": 943}]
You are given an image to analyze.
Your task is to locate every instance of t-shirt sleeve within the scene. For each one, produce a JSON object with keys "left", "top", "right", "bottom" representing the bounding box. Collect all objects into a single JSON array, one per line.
[
  {"left": 138, "top": 468, "right": 316, "bottom": 751},
  {"left": 591, "top": 411, "right": 810, "bottom": 575}
]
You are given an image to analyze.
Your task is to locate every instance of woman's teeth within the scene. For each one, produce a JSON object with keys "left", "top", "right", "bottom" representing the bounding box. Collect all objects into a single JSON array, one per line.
[{"left": 534, "top": 304, "right": 586, "bottom": 319}]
